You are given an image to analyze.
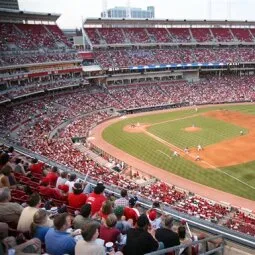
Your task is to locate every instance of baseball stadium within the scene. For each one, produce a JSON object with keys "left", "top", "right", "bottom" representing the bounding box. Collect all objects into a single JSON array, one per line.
[{"left": 1, "top": 0, "right": 255, "bottom": 254}]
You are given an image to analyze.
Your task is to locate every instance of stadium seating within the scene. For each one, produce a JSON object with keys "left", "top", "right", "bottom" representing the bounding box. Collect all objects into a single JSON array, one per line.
[{"left": 0, "top": 23, "right": 71, "bottom": 51}]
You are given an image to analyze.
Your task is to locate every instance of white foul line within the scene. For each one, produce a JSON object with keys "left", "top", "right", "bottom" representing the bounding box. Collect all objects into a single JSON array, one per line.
[{"left": 144, "top": 129, "right": 255, "bottom": 191}]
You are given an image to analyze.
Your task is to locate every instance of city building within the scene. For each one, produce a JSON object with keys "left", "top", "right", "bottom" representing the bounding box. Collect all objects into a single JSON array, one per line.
[
  {"left": 0, "top": 0, "right": 19, "bottom": 10},
  {"left": 101, "top": 6, "right": 155, "bottom": 19}
]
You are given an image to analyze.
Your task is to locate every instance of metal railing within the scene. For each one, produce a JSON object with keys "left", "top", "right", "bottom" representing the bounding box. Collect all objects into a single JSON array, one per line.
[{"left": 145, "top": 235, "right": 224, "bottom": 255}]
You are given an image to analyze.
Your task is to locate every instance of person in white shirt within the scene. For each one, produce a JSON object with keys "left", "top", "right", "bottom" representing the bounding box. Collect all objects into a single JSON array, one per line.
[
  {"left": 65, "top": 173, "right": 77, "bottom": 193},
  {"left": 56, "top": 171, "right": 68, "bottom": 188}
]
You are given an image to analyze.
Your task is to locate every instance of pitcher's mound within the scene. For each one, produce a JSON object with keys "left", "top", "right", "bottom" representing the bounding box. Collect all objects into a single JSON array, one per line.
[{"left": 184, "top": 126, "right": 201, "bottom": 132}]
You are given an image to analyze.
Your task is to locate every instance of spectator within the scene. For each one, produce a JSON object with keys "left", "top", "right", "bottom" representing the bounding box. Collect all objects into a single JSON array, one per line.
[
  {"left": 124, "top": 214, "right": 159, "bottom": 255},
  {"left": 44, "top": 166, "right": 59, "bottom": 186},
  {"left": 114, "top": 189, "right": 129, "bottom": 208},
  {"left": 73, "top": 203, "right": 100, "bottom": 230},
  {"left": 39, "top": 180, "right": 55, "bottom": 197},
  {"left": 65, "top": 173, "right": 77, "bottom": 193},
  {"left": 0, "top": 165, "right": 11, "bottom": 188},
  {"left": 123, "top": 197, "right": 140, "bottom": 224},
  {"left": 86, "top": 182, "right": 107, "bottom": 216},
  {"left": 75, "top": 222, "right": 105, "bottom": 255},
  {"left": 0, "top": 152, "right": 9, "bottom": 170},
  {"left": 1, "top": 236, "right": 41, "bottom": 254},
  {"left": 114, "top": 206, "right": 132, "bottom": 235},
  {"left": 68, "top": 182, "right": 87, "bottom": 209},
  {"left": 29, "top": 158, "right": 45, "bottom": 175},
  {"left": 178, "top": 225, "right": 192, "bottom": 255},
  {"left": 98, "top": 200, "right": 113, "bottom": 222},
  {"left": 99, "top": 213, "right": 121, "bottom": 245},
  {"left": 147, "top": 208, "right": 163, "bottom": 230},
  {"left": 54, "top": 184, "right": 69, "bottom": 201},
  {"left": 0, "top": 187, "right": 23, "bottom": 226},
  {"left": 56, "top": 171, "right": 68, "bottom": 188},
  {"left": 17, "top": 193, "right": 42, "bottom": 232},
  {"left": 155, "top": 215, "right": 180, "bottom": 249},
  {"left": 45, "top": 212, "right": 76, "bottom": 255},
  {"left": 30, "top": 209, "right": 52, "bottom": 243},
  {"left": 14, "top": 158, "right": 31, "bottom": 176}
]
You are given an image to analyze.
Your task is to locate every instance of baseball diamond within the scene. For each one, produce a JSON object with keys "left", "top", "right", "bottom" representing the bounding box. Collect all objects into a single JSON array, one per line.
[{"left": 91, "top": 104, "right": 255, "bottom": 209}]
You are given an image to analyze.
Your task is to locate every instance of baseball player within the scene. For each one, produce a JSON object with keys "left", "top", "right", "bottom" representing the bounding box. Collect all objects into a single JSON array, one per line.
[
  {"left": 173, "top": 151, "right": 179, "bottom": 157},
  {"left": 195, "top": 155, "right": 200, "bottom": 161}
]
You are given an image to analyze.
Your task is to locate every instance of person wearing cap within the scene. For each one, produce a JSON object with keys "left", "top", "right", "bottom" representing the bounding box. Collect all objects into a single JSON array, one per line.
[
  {"left": 123, "top": 197, "right": 140, "bottom": 224},
  {"left": 114, "top": 189, "right": 129, "bottom": 208},
  {"left": 86, "top": 183, "right": 106, "bottom": 216},
  {"left": 124, "top": 214, "right": 159, "bottom": 255},
  {"left": 147, "top": 209, "right": 162, "bottom": 230},
  {"left": 114, "top": 206, "right": 132, "bottom": 235},
  {"left": 45, "top": 212, "right": 76, "bottom": 255},
  {"left": 155, "top": 215, "right": 180, "bottom": 250},
  {"left": 68, "top": 183, "right": 87, "bottom": 209}
]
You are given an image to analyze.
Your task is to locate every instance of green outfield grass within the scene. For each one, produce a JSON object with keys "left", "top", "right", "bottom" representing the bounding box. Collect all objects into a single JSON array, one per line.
[{"left": 102, "top": 104, "right": 255, "bottom": 200}]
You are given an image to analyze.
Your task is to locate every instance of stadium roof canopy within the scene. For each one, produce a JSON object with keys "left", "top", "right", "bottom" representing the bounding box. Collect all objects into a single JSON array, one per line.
[
  {"left": 0, "top": 8, "right": 61, "bottom": 23},
  {"left": 84, "top": 18, "right": 255, "bottom": 28}
]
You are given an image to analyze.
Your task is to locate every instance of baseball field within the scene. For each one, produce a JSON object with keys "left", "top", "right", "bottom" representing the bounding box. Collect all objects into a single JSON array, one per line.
[{"left": 100, "top": 104, "right": 255, "bottom": 202}]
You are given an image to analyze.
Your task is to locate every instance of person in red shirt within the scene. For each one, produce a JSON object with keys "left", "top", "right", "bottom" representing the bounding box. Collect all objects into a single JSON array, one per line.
[
  {"left": 68, "top": 183, "right": 87, "bottom": 209},
  {"left": 29, "top": 158, "right": 45, "bottom": 175},
  {"left": 99, "top": 213, "right": 121, "bottom": 246},
  {"left": 53, "top": 184, "right": 69, "bottom": 202},
  {"left": 39, "top": 180, "right": 56, "bottom": 198},
  {"left": 44, "top": 166, "right": 59, "bottom": 186},
  {"left": 123, "top": 197, "right": 140, "bottom": 224},
  {"left": 86, "top": 182, "right": 106, "bottom": 216}
]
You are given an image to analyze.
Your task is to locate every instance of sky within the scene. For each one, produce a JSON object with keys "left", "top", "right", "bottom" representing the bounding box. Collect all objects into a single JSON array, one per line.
[{"left": 18, "top": 0, "right": 255, "bottom": 29}]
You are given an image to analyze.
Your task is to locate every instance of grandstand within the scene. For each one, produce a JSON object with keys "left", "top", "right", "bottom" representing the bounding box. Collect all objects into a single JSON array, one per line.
[{"left": 1, "top": 7, "right": 255, "bottom": 255}]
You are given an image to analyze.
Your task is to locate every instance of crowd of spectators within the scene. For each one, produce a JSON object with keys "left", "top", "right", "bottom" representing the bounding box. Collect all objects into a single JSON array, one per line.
[
  {"left": 0, "top": 52, "right": 79, "bottom": 66},
  {"left": 85, "top": 27, "right": 255, "bottom": 45},
  {"left": 0, "top": 145, "right": 224, "bottom": 254},
  {"left": 94, "top": 47, "right": 255, "bottom": 69},
  {"left": 0, "top": 23, "right": 71, "bottom": 51},
  {"left": 1, "top": 74, "right": 255, "bottom": 133}
]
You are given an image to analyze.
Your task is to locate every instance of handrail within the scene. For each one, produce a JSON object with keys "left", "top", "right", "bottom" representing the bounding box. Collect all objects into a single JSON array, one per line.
[{"left": 145, "top": 235, "right": 224, "bottom": 255}]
